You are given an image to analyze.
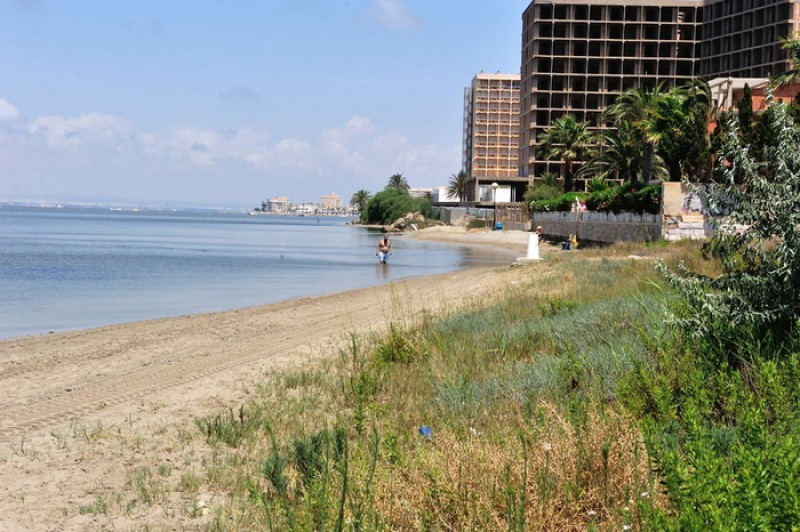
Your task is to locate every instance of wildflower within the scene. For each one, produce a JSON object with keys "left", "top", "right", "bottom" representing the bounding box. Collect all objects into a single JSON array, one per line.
[
  {"left": 640, "top": 491, "right": 649, "bottom": 498},
  {"left": 588, "top": 510, "right": 597, "bottom": 517},
  {"left": 541, "top": 442, "right": 552, "bottom": 452},
  {"left": 623, "top": 526, "right": 632, "bottom": 531}
]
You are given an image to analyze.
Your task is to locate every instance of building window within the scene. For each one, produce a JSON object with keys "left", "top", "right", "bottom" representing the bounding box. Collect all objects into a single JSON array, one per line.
[{"left": 537, "top": 4, "right": 553, "bottom": 20}]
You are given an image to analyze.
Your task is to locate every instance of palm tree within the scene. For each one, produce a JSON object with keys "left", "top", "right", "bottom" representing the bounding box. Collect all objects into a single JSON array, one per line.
[
  {"left": 386, "top": 173, "right": 410, "bottom": 191},
  {"left": 350, "top": 189, "right": 371, "bottom": 213},
  {"left": 578, "top": 121, "right": 667, "bottom": 183},
  {"left": 604, "top": 84, "right": 670, "bottom": 183},
  {"left": 537, "top": 115, "right": 593, "bottom": 192},
  {"left": 777, "top": 32, "right": 800, "bottom": 87},
  {"left": 446, "top": 170, "right": 470, "bottom": 201},
  {"left": 538, "top": 171, "right": 561, "bottom": 189}
]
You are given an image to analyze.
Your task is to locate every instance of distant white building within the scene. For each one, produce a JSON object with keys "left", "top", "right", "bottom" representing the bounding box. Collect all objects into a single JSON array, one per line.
[
  {"left": 431, "top": 186, "right": 460, "bottom": 203},
  {"left": 294, "top": 203, "right": 316, "bottom": 215},
  {"left": 320, "top": 193, "right": 343, "bottom": 210},
  {"left": 409, "top": 187, "right": 432, "bottom": 199},
  {"left": 266, "top": 196, "right": 290, "bottom": 214}
]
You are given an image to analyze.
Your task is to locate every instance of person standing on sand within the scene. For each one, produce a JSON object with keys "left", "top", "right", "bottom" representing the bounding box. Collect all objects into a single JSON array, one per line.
[{"left": 376, "top": 236, "right": 392, "bottom": 263}]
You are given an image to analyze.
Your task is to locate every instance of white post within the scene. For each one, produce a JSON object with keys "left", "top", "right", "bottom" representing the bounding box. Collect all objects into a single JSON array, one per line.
[
  {"left": 526, "top": 233, "right": 540, "bottom": 260},
  {"left": 517, "top": 233, "right": 542, "bottom": 262}
]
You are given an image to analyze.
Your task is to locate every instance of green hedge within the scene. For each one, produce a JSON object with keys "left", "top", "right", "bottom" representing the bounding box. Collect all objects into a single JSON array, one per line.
[
  {"left": 531, "top": 184, "right": 661, "bottom": 215},
  {"left": 585, "top": 183, "right": 661, "bottom": 214},
  {"left": 530, "top": 192, "right": 588, "bottom": 212}
]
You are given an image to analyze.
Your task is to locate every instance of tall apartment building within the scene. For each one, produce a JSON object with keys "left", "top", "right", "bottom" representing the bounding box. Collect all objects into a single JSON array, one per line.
[
  {"left": 266, "top": 196, "right": 290, "bottom": 214},
  {"left": 701, "top": 0, "right": 800, "bottom": 78},
  {"left": 320, "top": 193, "right": 343, "bottom": 210},
  {"left": 519, "top": 0, "right": 703, "bottom": 180},
  {"left": 462, "top": 73, "right": 522, "bottom": 202}
]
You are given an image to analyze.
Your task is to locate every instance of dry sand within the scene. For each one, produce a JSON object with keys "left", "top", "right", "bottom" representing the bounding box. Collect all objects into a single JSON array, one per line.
[{"left": 0, "top": 227, "right": 554, "bottom": 531}]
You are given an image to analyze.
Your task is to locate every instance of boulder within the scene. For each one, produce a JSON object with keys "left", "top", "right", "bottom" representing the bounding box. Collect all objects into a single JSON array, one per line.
[{"left": 383, "top": 212, "right": 436, "bottom": 232}]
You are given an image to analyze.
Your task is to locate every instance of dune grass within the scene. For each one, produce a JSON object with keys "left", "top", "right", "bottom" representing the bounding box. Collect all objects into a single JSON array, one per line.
[
  {"left": 72, "top": 238, "right": 796, "bottom": 530},
  {"left": 185, "top": 242, "right": 709, "bottom": 530}
]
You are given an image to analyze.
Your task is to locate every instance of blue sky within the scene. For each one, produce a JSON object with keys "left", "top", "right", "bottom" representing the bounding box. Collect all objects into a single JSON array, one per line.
[{"left": 0, "top": 0, "right": 529, "bottom": 208}]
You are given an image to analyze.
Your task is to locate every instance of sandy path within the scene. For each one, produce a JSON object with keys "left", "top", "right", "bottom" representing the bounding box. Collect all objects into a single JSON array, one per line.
[{"left": 0, "top": 229, "right": 542, "bottom": 530}]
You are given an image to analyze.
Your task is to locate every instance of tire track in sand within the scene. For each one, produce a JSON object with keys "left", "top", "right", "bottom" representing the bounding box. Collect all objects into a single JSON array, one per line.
[
  {"left": 0, "top": 297, "right": 378, "bottom": 441},
  {"left": 0, "top": 267, "right": 510, "bottom": 443}
]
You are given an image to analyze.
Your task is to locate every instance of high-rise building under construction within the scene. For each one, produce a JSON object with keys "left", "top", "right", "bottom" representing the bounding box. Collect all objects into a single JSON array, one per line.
[{"left": 518, "top": 0, "right": 800, "bottom": 182}]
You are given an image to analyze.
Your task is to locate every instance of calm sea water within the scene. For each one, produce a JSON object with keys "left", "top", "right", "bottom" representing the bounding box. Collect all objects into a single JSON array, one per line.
[{"left": 0, "top": 207, "right": 508, "bottom": 339}]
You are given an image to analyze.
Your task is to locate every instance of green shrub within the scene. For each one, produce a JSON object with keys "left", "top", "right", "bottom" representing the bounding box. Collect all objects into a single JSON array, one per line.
[
  {"left": 624, "top": 344, "right": 800, "bottom": 530},
  {"left": 586, "top": 177, "right": 611, "bottom": 193},
  {"left": 524, "top": 183, "right": 562, "bottom": 205},
  {"left": 632, "top": 95, "right": 800, "bottom": 529},
  {"left": 584, "top": 183, "right": 661, "bottom": 214},
  {"left": 360, "top": 188, "right": 432, "bottom": 225},
  {"left": 531, "top": 192, "right": 588, "bottom": 212},
  {"left": 659, "top": 94, "right": 800, "bottom": 357}
]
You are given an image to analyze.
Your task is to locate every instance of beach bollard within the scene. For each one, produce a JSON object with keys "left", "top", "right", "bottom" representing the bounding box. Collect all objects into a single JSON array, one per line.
[
  {"left": 527, "top": 233, "right": 541, "bottom": 260},
  {"left": 517, "top": 233, "right": 543, "bottom": 262}
]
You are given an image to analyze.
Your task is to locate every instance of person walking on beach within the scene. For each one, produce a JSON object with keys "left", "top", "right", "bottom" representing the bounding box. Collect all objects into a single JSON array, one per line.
[{"left": 376, "top": 236, "right": 392, "bottom": 263}]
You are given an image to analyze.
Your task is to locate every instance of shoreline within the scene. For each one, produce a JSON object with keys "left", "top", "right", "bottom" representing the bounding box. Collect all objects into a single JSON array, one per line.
[
  {"left": 0, "top": 226, "right": 527, "bottom": 343},
  {"left": 0, "top": 227, "right": 533, "bottom": 438},
  {"left": 0, "top": 227, "right": 546, "bottom": 530},
  {"left": 1, "top": 226, "right": 530, "bottom": 343}
]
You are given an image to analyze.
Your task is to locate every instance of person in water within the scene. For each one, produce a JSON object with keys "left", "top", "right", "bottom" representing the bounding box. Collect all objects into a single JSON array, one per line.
[{"left": 376, "top": 236, "right": 392, "bottom": 263}]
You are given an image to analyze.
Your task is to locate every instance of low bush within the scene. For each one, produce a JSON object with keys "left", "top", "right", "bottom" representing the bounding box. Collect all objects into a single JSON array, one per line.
[
  {"left": 585, "top": 183, "right": 661, "bottom": 214},
  {"left": 523, "top": 183, "right": 562, "bottom": 205},
  {"left": 622, "top": 336, "right": 800, "bottom": 530},
  {"left": 360, "top": 188, "right": 432, "bottom": 225},
  {"left": 531, "top": 183, "right": 661, "bottom": 214},
  {"left": 530, "top": 191, "right": 588, "bottom": 212}
]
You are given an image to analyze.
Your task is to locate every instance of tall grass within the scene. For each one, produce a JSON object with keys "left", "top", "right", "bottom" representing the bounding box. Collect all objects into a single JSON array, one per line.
[{"left": 186, "top": 246, "right": 685, "bottom": 530}]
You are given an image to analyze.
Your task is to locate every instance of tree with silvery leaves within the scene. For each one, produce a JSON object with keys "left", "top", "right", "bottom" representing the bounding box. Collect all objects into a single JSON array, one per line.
[{"left": 658, "top": 92, "right": 800, "bottom": 357}]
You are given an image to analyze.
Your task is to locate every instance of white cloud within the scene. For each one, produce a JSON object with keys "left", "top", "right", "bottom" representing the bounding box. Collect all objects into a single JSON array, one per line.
[
  {"left": 0, "top": 101, "right": 460, "bottom": 203},
  {"left": 322, "top": 115, "right": 375, "bottom": 144},
  {"left": 0, "top": 98, "right": 21, "bottom": 123},
  {"left": 28, "top": 113, "right": 131, "bottom": 149},
  {"left": 161, "top": 126, "right": 272, "bottom": 168},
  {"left": 274, "top": 139, "right": 315, "bottom": 170},
  {"left": 367, "top": 0, "right": 421, "bottom": 31}
]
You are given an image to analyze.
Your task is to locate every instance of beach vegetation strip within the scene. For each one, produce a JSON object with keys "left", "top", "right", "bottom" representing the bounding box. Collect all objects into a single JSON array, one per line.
[
  {"left": 23, "top": 238, "right": 800, "bottom": 529},
  {"left": 184, "top": 246, "right": 660, "bottom": 530}
]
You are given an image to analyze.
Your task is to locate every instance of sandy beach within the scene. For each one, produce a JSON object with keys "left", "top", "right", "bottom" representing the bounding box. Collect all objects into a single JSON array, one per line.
[{"left": 0, "top": 227, "right": 547, "bottom": 531}]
